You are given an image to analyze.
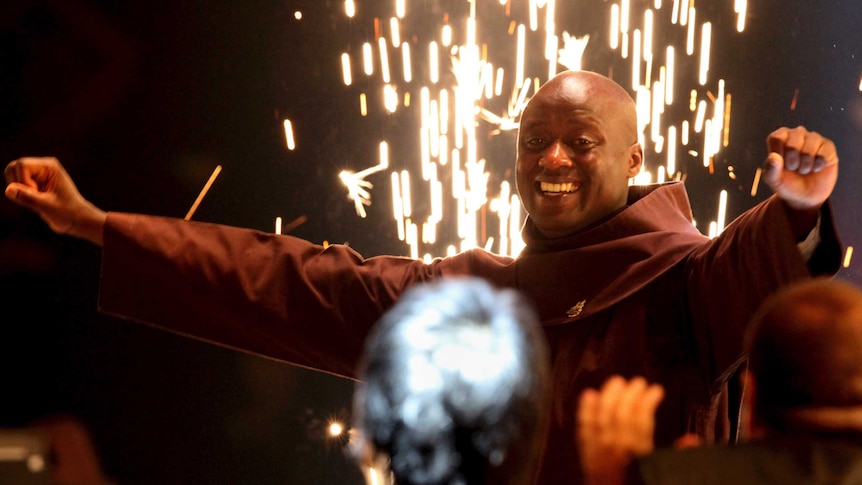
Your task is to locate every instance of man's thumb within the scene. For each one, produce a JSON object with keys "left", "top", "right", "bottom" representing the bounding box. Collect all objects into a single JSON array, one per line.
[
  {"left": 762, "top": 152, "right": 784, "bottom": 191},
  {"left": 5, "top": 183, "right": 49, "bottom": 213}
]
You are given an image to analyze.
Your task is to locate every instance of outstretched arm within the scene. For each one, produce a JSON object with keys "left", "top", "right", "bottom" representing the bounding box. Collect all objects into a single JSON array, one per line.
[
  {"left": 4, "top": 157, "right": 106, "bottom": 245},
  {"left": 577, "top": 376, "right": 664, "bottom": 485}
]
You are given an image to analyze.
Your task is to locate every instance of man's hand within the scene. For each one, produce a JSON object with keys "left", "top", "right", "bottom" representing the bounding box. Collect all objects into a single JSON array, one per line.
[
  {"left": 4, "top": 157, "right": 106, "bottom": 245},
  {"left": 763, "top": 126, "right": 839, "bottom": 212},
  {"left": 577, "top": 376, "right": 664, "bottom": 485}
]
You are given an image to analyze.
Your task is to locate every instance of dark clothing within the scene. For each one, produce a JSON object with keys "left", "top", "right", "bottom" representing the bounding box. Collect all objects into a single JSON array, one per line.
[
  {"left": 96, "top": 182, "right": 842, "bottom": 483},
  {"left": 631, "top": 434, "right": 862, "bottom": 484}
]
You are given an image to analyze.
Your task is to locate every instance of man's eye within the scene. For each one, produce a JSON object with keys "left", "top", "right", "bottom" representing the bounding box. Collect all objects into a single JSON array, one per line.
[
  {"left": 574, "top": 138, "right": 596, "bottom": 148},
  {"left": 525, "top": 138, "right": 547, "bottom": 148}
]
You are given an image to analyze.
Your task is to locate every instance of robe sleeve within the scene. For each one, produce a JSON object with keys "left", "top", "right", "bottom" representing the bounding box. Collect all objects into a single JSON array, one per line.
[
  {"left": 684, "top": 195, "right": 842, "bottom": 388},
  {"left": 97, "top": 213, "right": 471, "bottom": 379}
]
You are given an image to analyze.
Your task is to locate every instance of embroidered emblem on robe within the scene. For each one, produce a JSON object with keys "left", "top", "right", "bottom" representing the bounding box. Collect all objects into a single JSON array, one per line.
[{"left": 567, "top": 300, "right": 587, "bottom": 318}]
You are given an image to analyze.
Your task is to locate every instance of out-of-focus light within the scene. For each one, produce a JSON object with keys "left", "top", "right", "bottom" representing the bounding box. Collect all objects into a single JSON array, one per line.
[
  {"left": 294, "top": 11, "right": 302, "bottom": 20},
  {"left": 328, "top": 422, "right": 344, "bottom": 437},
  {"left": 344, "top": 0, "right": 355, "bottom": 18}
]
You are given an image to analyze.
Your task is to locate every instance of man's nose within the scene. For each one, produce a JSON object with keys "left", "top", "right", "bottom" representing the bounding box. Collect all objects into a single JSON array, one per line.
[{"left": 538, "top": 141, "right": 572, "bottom": 169}]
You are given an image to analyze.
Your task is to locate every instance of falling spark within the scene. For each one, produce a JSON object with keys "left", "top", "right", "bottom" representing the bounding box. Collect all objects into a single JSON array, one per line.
[
  {"left": 275, "top": 216, "right": 282, "bottom": 234},
  {"left": 558, "top": 32, "right": 591, "bottom": 70},
  {"left": 790, "top": 88, "right": 800, "bottom": 110},
  {"left": 344, "top": 0, "right": 355, "bottom": 18},
  {"left": 341, "top": 54, "right": 352, "bottom": 86},
  {"left": 390, "top": 17, "right": 401, "bottom": 47},
  {"left": 184, "top": 165, "right": 222, "bottom": 221},
  {"left": 378, "top": 38, "right": 391, "bottom": 83},
  {"left": 698, "top": 22, "right": 711, "bottom": 85},
  {"left": 281, "top": 215, "right": 307, "bottom": 234},
  {"left": 844, "top": 246, "right": 854, "bottom": 268},
  {"left": 283, "top": 119, "right": 296, "bottom": 150},
  {"left": 610, "top": 4, "right": 620, "bottom": 49},
  {"left": 685, "top": 7, "right": 696, "bottom": 55},
  {"left": 362, "top": 43, "right": 374, "bottom": 76},
  {"left": 751, "top": 167, "right": 762, "bottom": 196},
  {"left": 716, "top": 189, "right": 728, "bottom": 233},
  {"left": 402, "top": 43, "right": 412, "bottom": 82},
  {"left": 339, "top": 142, "right": 391, "bottom": 217},
  {"left": 734, "top": 0, "right": 747, "bottom": 32}
]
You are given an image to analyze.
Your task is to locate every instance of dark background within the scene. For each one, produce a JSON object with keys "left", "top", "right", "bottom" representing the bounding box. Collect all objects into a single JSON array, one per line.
[{"left": 0, "top": 1, "right": 859, "bottom": 483}]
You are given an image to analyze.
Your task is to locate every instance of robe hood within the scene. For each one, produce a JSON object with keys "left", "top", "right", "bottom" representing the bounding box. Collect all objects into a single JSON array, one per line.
[{"left": 516, "top": 182, "right": 708, "bottom": 325}]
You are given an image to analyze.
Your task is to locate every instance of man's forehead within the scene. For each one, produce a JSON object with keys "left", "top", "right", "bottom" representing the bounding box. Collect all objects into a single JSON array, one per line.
[{"left": 519, "top": 106, "right": 604, "bottom": 129}]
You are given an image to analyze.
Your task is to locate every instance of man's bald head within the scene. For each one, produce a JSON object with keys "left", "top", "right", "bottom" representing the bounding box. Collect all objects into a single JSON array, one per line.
[{"left": 525, "top": 70, "right": 639, "bottom": 142}]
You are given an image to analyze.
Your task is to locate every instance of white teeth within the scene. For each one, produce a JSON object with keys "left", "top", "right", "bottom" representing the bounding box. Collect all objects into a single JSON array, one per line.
[{"left": 540, "top": 182, "right": 576, "bottom": 193}]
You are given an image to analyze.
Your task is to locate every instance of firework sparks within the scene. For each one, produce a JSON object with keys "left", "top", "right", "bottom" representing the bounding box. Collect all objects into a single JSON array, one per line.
[{"left": 330, "top": 0, "right": 744, "bottom": 258}]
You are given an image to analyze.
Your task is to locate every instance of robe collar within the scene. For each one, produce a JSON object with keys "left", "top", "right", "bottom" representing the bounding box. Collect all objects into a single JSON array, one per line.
[{"left": 514, "top": 182, "right": 709, "bottom": 325}]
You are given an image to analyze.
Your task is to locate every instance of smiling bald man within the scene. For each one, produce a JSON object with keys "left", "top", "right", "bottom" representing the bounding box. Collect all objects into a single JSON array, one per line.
[{"left": 4, "top": 70, "right": 843, "bottom": 484}]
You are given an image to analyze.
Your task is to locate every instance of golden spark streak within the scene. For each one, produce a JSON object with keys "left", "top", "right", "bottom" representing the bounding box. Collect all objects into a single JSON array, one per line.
[
  {"left": 751, "top": 167, "right": 762, "bottom": 196},
  {"left": 184, "top": 165, "right": 222, "bottom": 221},
  {"left": 283, "top": 119, "right": 296, "bottom": 150}
]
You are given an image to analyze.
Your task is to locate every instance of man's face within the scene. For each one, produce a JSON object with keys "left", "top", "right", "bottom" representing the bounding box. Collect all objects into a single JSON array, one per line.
[{"left": 515, "top": 73, "right": 642, "bottom": 239}]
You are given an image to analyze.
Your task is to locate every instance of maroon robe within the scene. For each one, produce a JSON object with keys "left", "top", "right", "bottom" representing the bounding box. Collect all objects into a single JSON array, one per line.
[{"left": 98, "top": 182, "right": 841, "bottom": 483}]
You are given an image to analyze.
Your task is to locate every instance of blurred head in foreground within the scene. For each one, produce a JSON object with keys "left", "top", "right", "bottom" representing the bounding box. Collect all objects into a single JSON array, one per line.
[
  {"left": 352, "top": 277, "right": 551, "bottom": 485},
  {"left": 745, "top": 277, "right": 862, "bottom": 436}
]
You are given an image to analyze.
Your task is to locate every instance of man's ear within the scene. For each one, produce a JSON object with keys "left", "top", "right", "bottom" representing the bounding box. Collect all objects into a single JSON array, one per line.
[{"left": 626, "top": 143, "right": 644, "bottom": 177}]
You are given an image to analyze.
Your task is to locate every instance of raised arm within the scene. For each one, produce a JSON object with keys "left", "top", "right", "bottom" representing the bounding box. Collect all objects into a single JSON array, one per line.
[
  {"left": 4, "top": 157, "right": 106, "bottom": 245},
  {"left": 762, "top": 126, "right": 839, "bottom": 240}
]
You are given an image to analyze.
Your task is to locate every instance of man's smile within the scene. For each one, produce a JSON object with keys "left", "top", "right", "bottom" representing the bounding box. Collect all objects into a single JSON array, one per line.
[{"left": 538, "top": 181, "right": 580, "bottom": 196}]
